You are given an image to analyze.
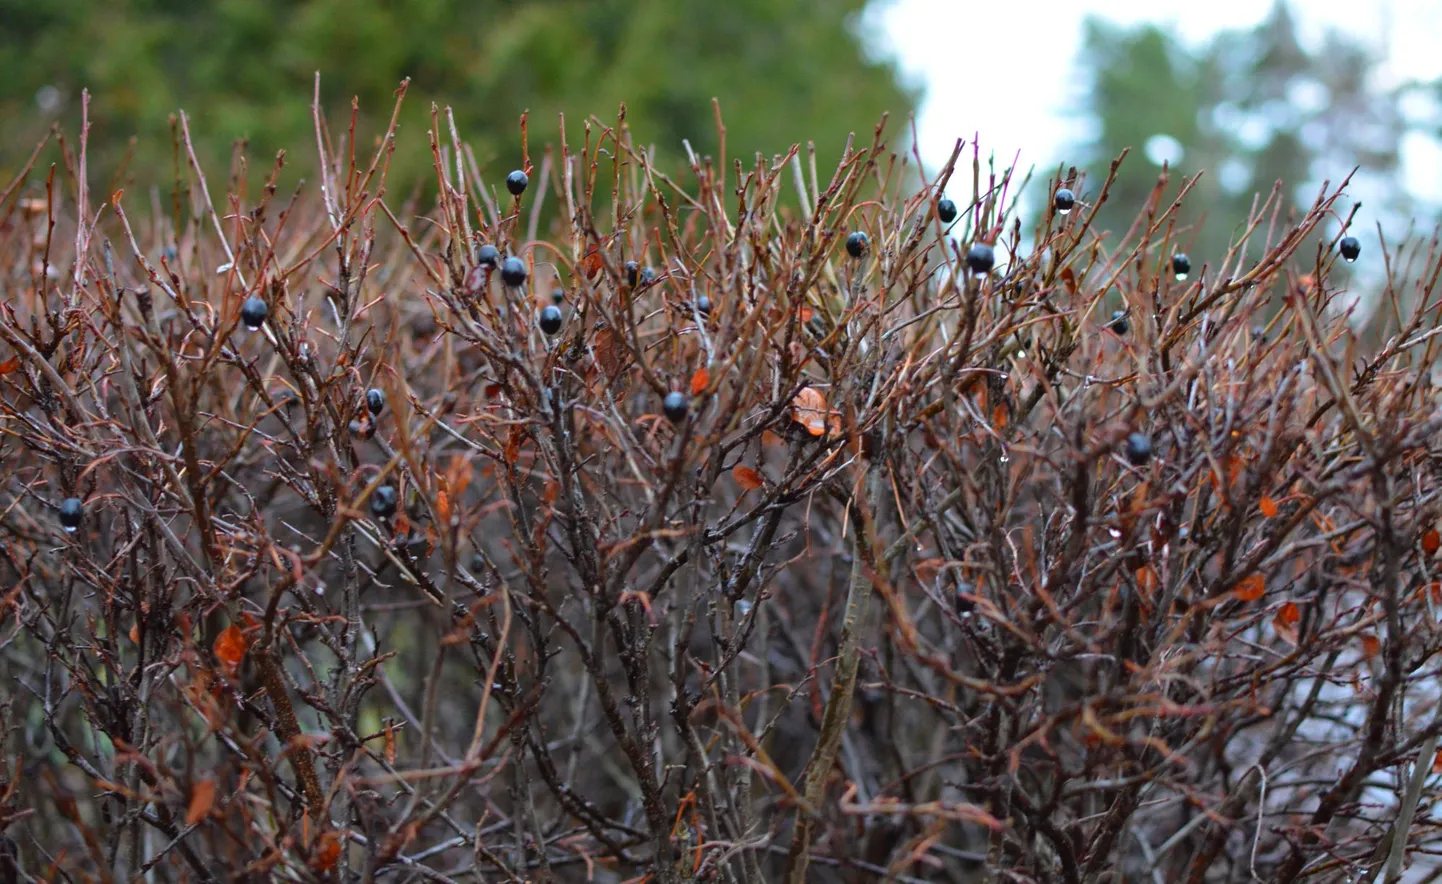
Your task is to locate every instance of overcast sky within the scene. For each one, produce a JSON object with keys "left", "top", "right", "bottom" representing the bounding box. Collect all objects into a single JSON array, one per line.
[{"left": 873, "top": 0, "right": 1442, "bottom": 205}]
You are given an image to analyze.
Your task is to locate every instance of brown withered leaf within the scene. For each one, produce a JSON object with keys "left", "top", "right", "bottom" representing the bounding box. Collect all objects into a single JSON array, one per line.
[
  {"left": 732, "top": 465, "right": 764, "bottom": 491},
  {"left": 185, "top": 778, "right": 216, "bottom": 826},
  {"left": 791, "top": 387, "right": 836, "bottom": 437},
  {"left": 1234, "top": 574, "right": 1266, "bottom": 602},
  {"left": 0, "top": 357, "right": 19, "bottom": 375},
  {"left": 213, "top": 625, "right": 247, "bottom": 679}
]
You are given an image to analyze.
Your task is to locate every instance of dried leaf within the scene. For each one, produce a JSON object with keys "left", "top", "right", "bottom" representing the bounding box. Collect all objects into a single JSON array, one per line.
[
  {"left": 581, "top": 246, "right": 604, "bottom": 280},
  {"left": 691, "top": 366, "right": 710, "bottom": 396},
  {"left": 384, "top": 722, "right": 397, "bottom": 765},
  {"left": 1361, "top": 634, "right": 1381, "bottom": 659},
  {"left": 1234, "top": 574, "right": 1266, "bottom": 602},
  {"left": 0, "top": 357, "right": 19, "bottom": 375},
  {"left": 309, "top": 830, "right": 342, "bottom": 873},
  {"left": 213, "top": 625, "right": 247, "bottom": 678},
  {"left": 1260, "top": 496, "right": 1279, "bottom": 519},
  {"left": 1433, "top": 748, "right": 1442, "bottom": 774},
  {"left": 732, "top": 465, "right": 764, "bottom": 491},
  {"left": 798, "top": 306, "right": 814, "bottom": 322},
  {"left": 593, "top": 325, "right": 626, "bottom": 377},
  {"left": 504, "top": 427, "right": 522, "bottom": 465},
  {"left": 1274, "top": 601, "right": 1300, "bottom": 646},
  {"left": 1060, "top": 266, "right": 1076, "bottom": 293},
  {"left": 128, "top": 622, "right": 139, "bottom": 644},
  {"left": 1425, "top": 529, "right": 1440, "bottom": 555},
  {"left": 435, "top": 489, "right": 451, "bottom": 524},
  {"left": 186, "top": 778, "right": 216, "bottom": 826},
  {"left": 791, "top": 387, "right": 830, "bottom": 437},
  {"left": 991, "top": 403, "right": 1008, "bottom": 430}
]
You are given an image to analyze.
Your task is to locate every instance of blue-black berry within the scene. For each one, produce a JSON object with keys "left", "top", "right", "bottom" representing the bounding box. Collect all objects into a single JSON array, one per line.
[
  {"left": 240, "top": 296, "right": 268, "bottom": 331},
  {"left": 370, "top": 485, "right": 398, "bottom": 520},
  {"left": 1124, "top": 432, "right": 1152, "bottom": 466},
  {"left": 551, "top": 289, "right": 566, "bottom": 305},
  {"left": 539, "top": 305, "right": 563, "bottom": 335},
  {"left": 1339, "top": 236, "right": 1361, "bottom": 263},
  {"left": 475, "top": 244, "right": 500, "bottom": 268},
  {"left": 1172, "top": 253, "right": 1191, "bottom": 281},
  {"left": 506, "top": 169, "right": 529, "bottom": 196},
  {"left": 663, "top": 392, "right": 689, "bottom": 423},
  {"left": 966, "top": 243, "right": 994, "bottom": 276},
  {"left": 845, "top": 231, "right": 869, "bottom": 259},
  {"left": 640, "top": 267, "right": 657, "bottom": 285},
  {"left": 1054, "top": 188, "right": 1075, "bottom": 215},
  {"left": 501, "top": 256, "right": 528, "bottom": 288},
  {"left": 59, "top": 497, "right": 83, "bottom": 532},
  {"left": 937, "top": 199, "right": 957, "bottom": 224},
  {"left": 696, "top": 295, "right": 712, "bottom": 316},
  {"left": 365, "top": 388, "right": 384, "bottom": 415},
  {"left": 1107, "top": 310, "right": 1129, "bottom": 336},
  {"left": 624, "top": 260, "right": 640, "bottom": 287}
]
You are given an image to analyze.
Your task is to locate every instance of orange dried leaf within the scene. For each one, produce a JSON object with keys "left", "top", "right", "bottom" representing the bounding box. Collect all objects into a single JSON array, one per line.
[
  {"left": 690, "top": 366, "right": 710, "bottom": 396},
  {"left": 435, "top": 489, "right": 451, "bottom": 524},
  {"left": 1234, "top": 574, "right": 1266, "bottom": 602},
  {"left": 384, "top": 722, "right": 397, "bottom": 765},
  {"left": 213, "top": 625, "right": 247, "bottom": 678},
  {"left": 732, "top": 465, "right": 764, "bottom": 491},
  {"left": 1060, "top": 266, "right": 1077, "bottom": 293},
  {"left": 791, "top": 387, "right": 830, "bottom": 437},
  {"left": 593, "top": 326, "right": 626, "bottom": 377},
  {"left": 1425, "top": 529, "right": 1440, "bottom": 555},
  {"left": 1260, "top": 496, "right": 1279, "bottom": 519},
  {"left": 991, "top": 404, "right": 1008, "bottom": 430},
  {"left": 1361, "top": 634, "right": 1381, "bottom": 659},
  {"left": 1276, "top": 601, "right": 1300, "bottom": 626},
  {"left": 0, "top": 356, "right": 19, "bottom": 375},
  {"left": 186, "top": 778, "right": 216, "bottom": 826},
  {"left": 1434, "top": 748, "right": 1442, "bottom": 774},
  {"left": 129, "top": 622, "right": 140, "bottom": 644},
  {"left": 1274, "top": 601, "right": 1300, "bottom": 646},
  {"left": 580, "top": 246, "right": 604, "bottom": 280},
  {"left": 309, "top": 830, "right": 342, "bottom": 872},
  {"left": 799, "top": 306, "right": 814, "bottom": 322},
  {"left": 762, "top": 430, "right": 784, "bottom": 448}
]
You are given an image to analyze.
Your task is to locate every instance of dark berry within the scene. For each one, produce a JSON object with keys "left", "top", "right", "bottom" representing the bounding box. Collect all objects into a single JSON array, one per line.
[
  {"left": 1124, "top": 432, "right": 1153, "bottom": 466},
  {"left": 1054, "top": 188, "right": 1075, "bottom": 215},
  {"left": 845, "top": 231, "right": 869, "bottom": 259},
  {"left": 696, "top": 295, "right": 712, "bottom": 316},
  {"left": 501, "top": 256, "right": 528, "bottom": 288},
  {"left": 1339, "top": 235, "right": 1361, "bottom": 263},
  {"left": 552, "top": 288, "right": 566, "bottom": 305},
  {"left": 365, "top": 388, "right": 384, "bottom": 415},
  {"left": 965, "top": 243, "right": 994, "bottom": 276},
  {"left": 539, "top": 305, "right": 563, "bottom": 335},
  {"left": 58, "top": 497, "right": 83, "bottom": 532},
  {"left": 1171, "top": 253, "right": 1191, "bottom": 280},
  {"left": 475, "top": 244, "right": 500, "bottom": 268},
  {"left": 624, "top": 260, "right": 640, "bottom": 287},
  {"left": 506, "top": 169, "right": 529, "bottom": 196},
  {"left": 953, "top": 580, "right": 975, "bottom": 615},
  {"left": 240, "top": 296, "right": 268, "bottom": 331},
  {"left": 662, "top": 391, "right": 689, "bottom": 423},
  {"left": 640, "top": 267, "right": 657, "bottom": 285},
  {"left": 1107, "top": 310, "right": 1129, "bottom": 336},
  {"left": 937, "top": 198, "right": 957, "bottom": 224},
  {"left": 370, "top": 485, "right": 398, "bottom": 520}
]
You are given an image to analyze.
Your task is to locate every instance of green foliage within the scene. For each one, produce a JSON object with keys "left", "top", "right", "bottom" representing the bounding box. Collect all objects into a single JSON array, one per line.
[
  {"left": 1049, "top": 2, "right": 1413, "bottom": 268},
  {"left": 0, "top": 0, "right": 916, "bottom": 185}
]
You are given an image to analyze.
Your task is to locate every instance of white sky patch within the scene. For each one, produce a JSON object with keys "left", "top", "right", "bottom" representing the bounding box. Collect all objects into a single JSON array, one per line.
[{"left": 871, "top": 0, "right": 1442, "bottom": 208}]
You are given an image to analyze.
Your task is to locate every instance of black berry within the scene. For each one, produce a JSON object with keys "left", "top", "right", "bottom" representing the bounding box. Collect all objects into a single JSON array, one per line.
[
  {"left": 58, "top": 497, "right": 83, "bottom": 532},
  {"left": 1171, "top": 253, "right": 1191, "bottom": 280},
  {"left": 845, "top": 231, "right": 869, "bottom": 259},
  {"left": 624, "top": 260, "right": 640, "bottom": 287},
  {"left": 552, "top": 289, "right": 566, "bottom": 305},
  {"left": 1107, "top": 310, "right": 1129, "bottom": 336},
  {"left": 475, "top": 244, "right": 500, "bottom": 268},
  {"left": 1054, "top": 188, "right": 1075, "bottom": 214},
  {"left": 696, "top": 295, "right": 712, "bottom": 316},
  {"left": 965, "top": 243, "right": 994, "bottom": 276},
  {"left": 663, "top": 391, "right": 689, "bottom": 423},
  {"left": 365, "top": 388, "right": 384, "bottom": 415},
  {"left": 506, "top": 169, "right": 529, "bottom": 196},
  {"left": 937, "top": 198, "right": 957, "bottom": 224},
  {"left": 1339, "top": 235, "right": 1361, "bottom": 263},
  {"left": 640, "top": 267, "right": 657, "bottom": 285},
  {"left": 240, "top": 296, "right": 268, "bottom": 331},
  {"left": 501, "top": 256, "right": 528, "bottom": 288},
  {"left": 370, "top": 485, "right": 398, "bottom": 520},
  {"left": 1124, "top": 432, "right": 1153, "bottom": 466},
  {"left": 953, "top": 580, "right": 974, "bottom": 615},
  {"left": 539, "top": 305, "right": 563, "bottom": 335}
]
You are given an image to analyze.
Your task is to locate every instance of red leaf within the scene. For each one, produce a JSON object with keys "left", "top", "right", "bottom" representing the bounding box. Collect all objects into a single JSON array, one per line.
[
  {"left": 186, "top": 778, "right": 216, "bottom": 826},
  {"left": 691, "top": 366, "right": 710, "bottom": 396},
  {"left": 1361, "top": 634, "right": 1381, "bottom": 659},
  {"left": 1274, "top": 601, "right": 1300, "bottom": 646},
  {"left": 309, "top": 830, "right": 342, "bottom": 872},
  {"left": 732, "top": 465, "right": 764, "bottom": 491},
  {"left": 1425, "top": 529, "right": 1440, "bottom": 555},
  {"left": 213, "top": 625, "right": 247, "bottom": 678},
  {"left": 0, "top": 356, "right": 19, "bottom": 375},
  {"left": 1234, "top": 574, "right": 1265, "bottom": 602},
  {"left": 1260, "top": 496, "right": 1279, "bottom": 519}
]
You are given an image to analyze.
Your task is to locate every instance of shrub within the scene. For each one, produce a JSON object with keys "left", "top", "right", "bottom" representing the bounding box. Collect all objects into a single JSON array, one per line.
[{"left": 3, "top": 88, "right": 1442, "bottom": 883}]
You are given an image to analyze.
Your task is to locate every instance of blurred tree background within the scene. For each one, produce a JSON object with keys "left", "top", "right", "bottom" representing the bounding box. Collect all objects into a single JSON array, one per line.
[
  {"left": 1054, "top": 2, "right": 1429, "bottom": 277},
  {"left": 0, "top": 0, "right": 917, "bottom": 187}
]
